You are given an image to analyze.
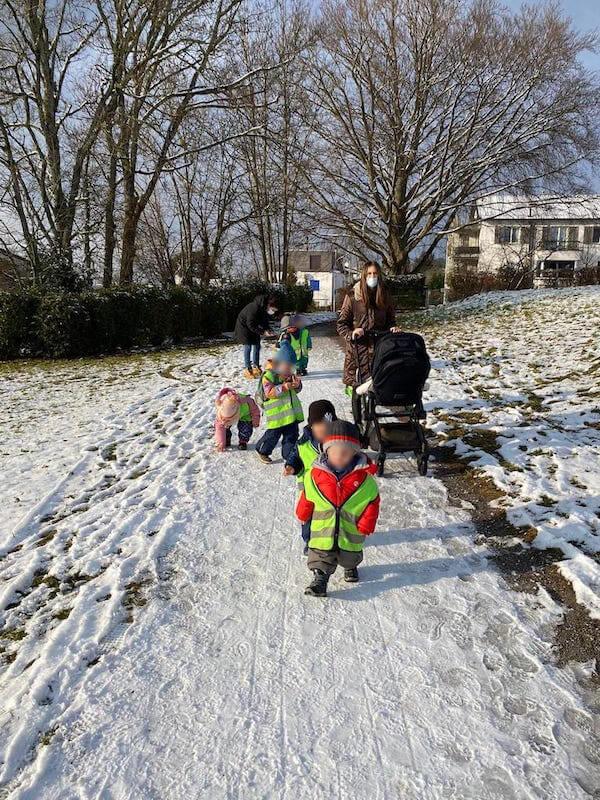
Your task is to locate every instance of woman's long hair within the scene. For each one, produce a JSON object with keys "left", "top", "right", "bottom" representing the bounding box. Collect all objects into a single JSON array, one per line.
[{"left": 358, "top": 261, "right": 390, "bottom": 309}]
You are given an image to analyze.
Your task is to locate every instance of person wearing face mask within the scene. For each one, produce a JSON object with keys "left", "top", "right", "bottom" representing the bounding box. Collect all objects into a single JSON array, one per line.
[
  {"left": 234, "top": 294, "right": 280, "bottom": 379},
  {"left": 337, "top": 261, "right": 401, "bottom": 390}
]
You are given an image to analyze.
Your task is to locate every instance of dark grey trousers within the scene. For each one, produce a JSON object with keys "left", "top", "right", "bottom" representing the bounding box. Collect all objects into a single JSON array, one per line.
[{"left": 307, "top": 547, "right": 363, "bottom": 576}]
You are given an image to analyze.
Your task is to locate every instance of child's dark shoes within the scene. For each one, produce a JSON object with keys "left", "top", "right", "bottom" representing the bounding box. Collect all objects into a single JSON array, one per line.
[
  {"left": 304, "top": 570, "right": 328, "bottom": 597},
  {"left": 344, "top": 568, "right": 359, "bottom": 583}
]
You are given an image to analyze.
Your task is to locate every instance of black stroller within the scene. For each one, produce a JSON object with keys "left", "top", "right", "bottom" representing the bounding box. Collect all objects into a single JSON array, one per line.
[{"left": 351, "top": 332, "right": 431, "bottom": 477}]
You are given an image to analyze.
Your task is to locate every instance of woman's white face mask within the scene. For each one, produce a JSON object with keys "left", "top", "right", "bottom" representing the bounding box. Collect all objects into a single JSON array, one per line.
[
  {"left": 366, "top": 276, "right": 378, "bottom": 289},
  {"left": 267, "top": 307, "right": 276, "bottom": 316}
]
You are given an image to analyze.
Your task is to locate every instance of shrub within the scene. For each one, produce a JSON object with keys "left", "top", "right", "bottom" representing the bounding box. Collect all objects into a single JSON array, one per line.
[
  {"left": 0, "top": 291, "right": 40, "bottom": 358},
  {"left": 427, "top": 271, "right": 446, "bottom": 291},
  {"left": 574, "top": 266, "right": 600, "bottom": 286},
  {"left": 497, "top": 263, "right": 534, "bottom": 290},
  {"left": 0, "top": 279, "right": 311, "bottom": 360},
  {"left": 446, "top": 267, "right": 501, "bottom": 301},
  {"left": 36, "top": 292, "right": 92, "bottom": 358}
]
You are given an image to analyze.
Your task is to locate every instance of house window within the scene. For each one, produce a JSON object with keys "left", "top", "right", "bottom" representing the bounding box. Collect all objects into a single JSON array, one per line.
[
  {"left": 593, "top": 227, "right": 600, "bottom": 243},
  {"left": 309, "top": 254, "right": 322, "bottom": 270},
  {"left": 495, "top": 226, "right": 520, "bottom": 244},
  {"left": 543, "top": 226, "right": 578, "bottom": 250}
]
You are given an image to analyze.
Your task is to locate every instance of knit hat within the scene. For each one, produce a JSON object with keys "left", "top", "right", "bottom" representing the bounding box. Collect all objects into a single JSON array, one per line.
[
  {"left": 280, "top": 314, "right": 291, "bottom": 330},
  {"left": 308, "top": 399, "right": 337, "bottom": 426},
  {"left": 323, "top": 420, "right": 362, "bottom": 452},
  {"left": 273, "top": 339, "right": 297, "bottom": 365}
]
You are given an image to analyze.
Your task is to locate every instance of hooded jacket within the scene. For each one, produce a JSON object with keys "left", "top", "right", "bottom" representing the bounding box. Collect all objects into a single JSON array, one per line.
[
  {"left": 234, "top": 295, "right": 273, "bottom": 345},
  {"left": 214, "top": 388, "right": 260, "bottom": 449}
]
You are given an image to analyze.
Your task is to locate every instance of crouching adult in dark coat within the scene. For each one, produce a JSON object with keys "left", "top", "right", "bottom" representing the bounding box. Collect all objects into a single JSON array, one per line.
[{"left": 234, "top": 294, "right": 279, "bottom": 378}]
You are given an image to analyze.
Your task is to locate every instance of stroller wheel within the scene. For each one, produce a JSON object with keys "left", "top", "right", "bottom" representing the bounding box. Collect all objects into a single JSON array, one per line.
[
  {"left": 377, "top": 456, "right": 386, "bottom": 477},
  {"left": 417, "top": 454, "right": 428, "bottom": 476}
]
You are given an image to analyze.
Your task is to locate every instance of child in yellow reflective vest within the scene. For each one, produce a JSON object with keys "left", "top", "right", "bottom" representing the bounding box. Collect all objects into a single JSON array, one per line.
[
  {"left": 284, "top": 400, "right": 337, "bottom": 554},
  {"left": 297, "top": 420, "right": 380, "bottom": 597},
  {"left": 278, "top": 314, "right": 312, "bottom": 376},
  {"left": 255, "top": 341, "right": 304, "bottom": 464}
]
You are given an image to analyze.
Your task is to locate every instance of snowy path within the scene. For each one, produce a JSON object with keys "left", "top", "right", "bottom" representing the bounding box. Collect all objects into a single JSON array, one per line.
[{"left": 1, "top": 334, "right": 598, "bottom": 799}]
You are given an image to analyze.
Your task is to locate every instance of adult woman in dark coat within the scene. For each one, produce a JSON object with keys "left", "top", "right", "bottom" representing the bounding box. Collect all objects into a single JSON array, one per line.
[
  {"left": 234, "top": 294, "right": 279, "bottom": 378},
  {"left": 337, "top": 262, "right": 400, "bottom": 388}
]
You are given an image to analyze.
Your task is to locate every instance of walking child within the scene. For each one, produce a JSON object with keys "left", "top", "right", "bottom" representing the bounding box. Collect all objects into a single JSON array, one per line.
[
  {"left": 278, "top": 314, "right": 312, "bottom": 376},
  {"left": 284, "top": 399, "right": 337, "bottom": 553},
  {"left": 296, "top": 420, "right": 380, "bottom": 597},
  {"left": 214, "top": 388, "right": 260, "bottom": 451},
  {"left": 255, "top": 341, "right": 304, "bottom": 464}
]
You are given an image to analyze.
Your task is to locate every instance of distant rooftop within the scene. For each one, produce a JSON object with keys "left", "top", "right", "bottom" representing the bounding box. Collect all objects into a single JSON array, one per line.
[{"left": 476, "top": 194, "right": 600, "bottom": 221}]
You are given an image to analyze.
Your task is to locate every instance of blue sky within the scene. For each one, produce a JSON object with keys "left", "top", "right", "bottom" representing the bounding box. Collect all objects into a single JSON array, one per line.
[{"left": 504, "top": 0, "right": 600, "bottom": 70}]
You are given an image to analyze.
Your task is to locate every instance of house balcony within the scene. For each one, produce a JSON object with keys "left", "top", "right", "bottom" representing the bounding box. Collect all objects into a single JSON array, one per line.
[
  {"left": 540, "top": 240, "right": 582, "bottom": 252},
  {"left": 453, "top": 246, "right": 480, "bottom": 257}
]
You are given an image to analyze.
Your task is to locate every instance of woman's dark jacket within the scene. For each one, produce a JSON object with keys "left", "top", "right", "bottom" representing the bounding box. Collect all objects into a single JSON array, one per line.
[
  {"left": 337, "top": 283, "right": 396, "bottom": 386},
  {"left": 234, "top": 295, "right": 271, "bottom": 345}
]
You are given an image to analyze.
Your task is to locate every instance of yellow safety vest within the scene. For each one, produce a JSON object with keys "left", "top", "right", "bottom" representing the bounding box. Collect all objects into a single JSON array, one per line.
[
  {"left": 303, "top": 468, "right": 378, "bottom": 552},
  {"left": 262, "top": 369, "right": 304, "bottom": 429}
]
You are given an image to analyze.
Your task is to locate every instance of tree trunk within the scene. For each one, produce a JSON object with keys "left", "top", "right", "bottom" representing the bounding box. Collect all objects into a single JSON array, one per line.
[
  {"left": 103, "top": 140, "right": 118, "bottom": 288},
  {"left": 119, "top": 208, "right": 138, "bottom": 285}
]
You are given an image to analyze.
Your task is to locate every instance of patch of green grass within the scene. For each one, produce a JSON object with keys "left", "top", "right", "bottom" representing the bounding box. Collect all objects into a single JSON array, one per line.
[
  {"left": 34, "top": 529, "right": 57, "bottom": 547},
  {"left": 0, "top": 627, "right": 26, "bottom": 641},
  {"left": 463, "top": 428, "right": 499, "bottom": 455},
  {"left": 32, "top": 573, "right": 60, "bottom": 591},
  {"left": 39, "top": 727, "right": 58, "bottom": 746},
  {"left": 101, "top": 443, "right": 118, "bottom": 462},
  {"left": 52, "top": 607, "right": 72, "bottom": 621},
  {"left": 498, "top": 459, "right": 524, "bottom": 473},
  {"left": 122, "top": 578, "right": 151, "bottom": 622}
]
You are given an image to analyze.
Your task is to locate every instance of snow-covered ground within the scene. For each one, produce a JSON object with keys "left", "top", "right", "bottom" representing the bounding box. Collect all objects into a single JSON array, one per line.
[
  {"left": 1, "top": 314, "right": 599, "bottom": 798},
  {"left": 424, "top": 287, "right": 600, "bottom": 618}
]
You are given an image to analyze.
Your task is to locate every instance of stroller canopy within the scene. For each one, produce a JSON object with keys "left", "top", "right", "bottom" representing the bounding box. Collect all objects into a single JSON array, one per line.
[{"left": 370, "top": 332, "right": 431, "bottom": 406}]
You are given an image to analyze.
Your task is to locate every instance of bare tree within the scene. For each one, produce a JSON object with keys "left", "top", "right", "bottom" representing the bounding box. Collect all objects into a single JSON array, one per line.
[
  {"left": 230, "top": 0, "right": 315, "bottom": 282},
  {"left": 92, "top": 0, "right": 248, "bottom": 285},
  {"left": 303, "top": 0, "right": 600, "bottom": 273},
  {"left": 0, "top": 0, "right": 117, "bottom": 283}
]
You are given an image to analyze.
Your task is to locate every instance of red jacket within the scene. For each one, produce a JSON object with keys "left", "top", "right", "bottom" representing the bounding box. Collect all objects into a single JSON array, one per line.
[{"left": 296, "top": 455, "right": 380, "bottom": 535}]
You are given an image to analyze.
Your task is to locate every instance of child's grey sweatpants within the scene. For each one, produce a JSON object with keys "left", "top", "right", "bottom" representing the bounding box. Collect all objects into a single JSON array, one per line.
[{"left": 307, "top": 547, "right": 363, "bottom": 575}]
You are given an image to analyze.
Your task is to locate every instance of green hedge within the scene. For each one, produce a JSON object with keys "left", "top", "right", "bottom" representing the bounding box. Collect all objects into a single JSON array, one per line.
[{"left": 0, "top": 281, "right": 312, "bottom": 360}]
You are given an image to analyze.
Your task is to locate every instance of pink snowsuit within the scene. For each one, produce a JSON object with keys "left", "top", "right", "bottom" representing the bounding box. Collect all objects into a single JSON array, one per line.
[{"left": 214, "top": 388, "right": 260, "bottom": 451}]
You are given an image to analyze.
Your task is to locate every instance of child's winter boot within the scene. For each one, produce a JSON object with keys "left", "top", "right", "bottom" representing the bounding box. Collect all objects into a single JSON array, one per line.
[
  {"left": 243, "top": 368, "right": 254, "bottom": 379},
  {"left": 256, "top": 452, "right": 273, "bottom": 464},
  {"left": 344, "top": 567, "right": 359, "bottom": 583},
  {"left": 251, "top": 365, "right": 262, "bottom": 377},
  {"left": 238, "top": 442, "right": 248, "bottom": 451},
  {"left": 304, "top": 570, "right": 329, "bottom": 597}
]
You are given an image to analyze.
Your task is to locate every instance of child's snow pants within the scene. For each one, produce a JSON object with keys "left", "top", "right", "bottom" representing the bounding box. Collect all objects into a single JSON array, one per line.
[{"left": 307, "top": 546, "right": 363, "bottom": 575}]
